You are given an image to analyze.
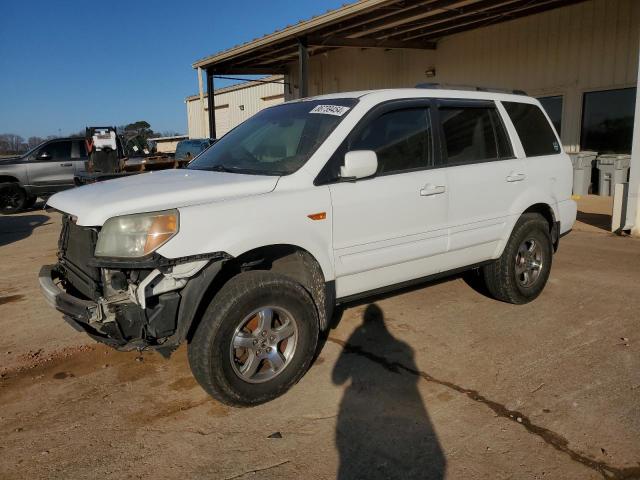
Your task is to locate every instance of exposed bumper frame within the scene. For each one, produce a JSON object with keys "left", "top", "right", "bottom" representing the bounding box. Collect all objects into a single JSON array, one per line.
[{"left": 39, "top": 265, "right": 99, "bottom": 323}]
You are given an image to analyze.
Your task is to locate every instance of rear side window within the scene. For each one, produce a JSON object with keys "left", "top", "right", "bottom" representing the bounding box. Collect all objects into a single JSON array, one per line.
[
  {"left": 439, "top": 106, "right": 512, "bottom": 165},
  {"left": 71, "top": 140, "right": 87, "bottom": 159},
  {"left": 349, "top": 108, "right": 431, "bottom": 175},
  {"left": 503, "top": 102, "right": 561, "bottom": 157}
]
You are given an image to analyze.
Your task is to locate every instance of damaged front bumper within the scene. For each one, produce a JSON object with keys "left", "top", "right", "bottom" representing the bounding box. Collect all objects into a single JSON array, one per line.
[
  {"left": 39, "top": 264, "right": 125, "bottom": 348},
  {"left": 38, "top": 257, "right": 223, "bottom": 354}
]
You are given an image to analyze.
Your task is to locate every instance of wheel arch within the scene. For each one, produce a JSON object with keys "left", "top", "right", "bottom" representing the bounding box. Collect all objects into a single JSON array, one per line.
[
  {"left": 177, "top": 244, "right": 334, "bottom": 346},
  {"left": 496, "top": 202, "right": 559, "bottom": 259},
  {"left": 521, "top": 203, "right": 559, "bottom": 251},
  {"left": 0, "top": 175, "right": 21, "bottom": 184}
]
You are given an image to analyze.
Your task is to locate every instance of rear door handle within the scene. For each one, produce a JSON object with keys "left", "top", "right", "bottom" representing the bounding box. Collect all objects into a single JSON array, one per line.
[
  {"left": 420, "top": 184, "right": 446, "bottom": 196},
  {"left": 60, "top": 163, "right": 72, "bottom": 167},
  {"left": 506, "top": 172, "right": 526, "bottom": 182}
]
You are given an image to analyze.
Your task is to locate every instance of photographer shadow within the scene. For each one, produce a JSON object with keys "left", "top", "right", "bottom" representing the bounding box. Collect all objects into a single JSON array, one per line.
[{"left": 332, "top": 304, "right": 446, "bottom": 480}]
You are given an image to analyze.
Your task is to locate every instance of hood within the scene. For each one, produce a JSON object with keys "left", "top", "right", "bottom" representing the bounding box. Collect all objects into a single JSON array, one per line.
[{"left": 47, "top": 169, "right": 279, "bottom": 226}]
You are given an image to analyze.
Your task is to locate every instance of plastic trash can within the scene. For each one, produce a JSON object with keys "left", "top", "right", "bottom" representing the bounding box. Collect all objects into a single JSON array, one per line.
[
  {"left": 568, "top": 151, "right": 597, "bottom": 196},
  {"left": 596, "top": 154, "right": 631, "bottom": 196}
]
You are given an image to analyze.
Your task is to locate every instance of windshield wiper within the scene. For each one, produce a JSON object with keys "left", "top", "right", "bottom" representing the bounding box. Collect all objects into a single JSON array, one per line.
[
  {"left": 208, "top": 164, "right": 234, "bottom": 173},
  {"left": 207, "top": 164, "right": 284, "bottom": 176}
]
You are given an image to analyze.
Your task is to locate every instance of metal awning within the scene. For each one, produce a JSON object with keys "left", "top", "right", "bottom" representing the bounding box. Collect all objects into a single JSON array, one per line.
[
  {"left": 195, "top": 0, "right": 587, "bottom": 139},
  {"left": 193, "top": 0, "right": 587, "bottom": 74}
]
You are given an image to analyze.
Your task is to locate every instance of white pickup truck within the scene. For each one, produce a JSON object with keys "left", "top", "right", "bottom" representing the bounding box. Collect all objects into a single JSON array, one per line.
[{"left": 39, "top": 88, "right": 576, "bottom": 406}]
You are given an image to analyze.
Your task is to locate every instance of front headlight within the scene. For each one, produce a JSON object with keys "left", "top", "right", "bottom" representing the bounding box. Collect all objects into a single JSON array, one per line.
[{"left": 95, "top": 209, "right": 179, "bottom": 258}]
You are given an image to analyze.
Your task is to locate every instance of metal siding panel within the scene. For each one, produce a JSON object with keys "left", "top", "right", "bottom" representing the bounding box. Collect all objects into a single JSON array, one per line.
[{"left": 186, "top": 79, "right": 284, "bottom": 138}]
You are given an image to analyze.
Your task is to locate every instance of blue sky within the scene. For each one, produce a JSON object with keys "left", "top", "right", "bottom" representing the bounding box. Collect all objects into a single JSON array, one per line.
[{"left": 0, "top": 0, "right": 347, "bottom": 139}]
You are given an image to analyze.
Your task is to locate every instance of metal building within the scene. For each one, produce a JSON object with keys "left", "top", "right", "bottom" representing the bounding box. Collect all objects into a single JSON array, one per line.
[
  {"left": 185, "top": 75, "right": 285, "bottom": 139},
  {"left": 191, "top": 0, "right": 640, "bottom": 235},
  {"left": 150, "top": 135, "right": 188, "bottom": 153}
]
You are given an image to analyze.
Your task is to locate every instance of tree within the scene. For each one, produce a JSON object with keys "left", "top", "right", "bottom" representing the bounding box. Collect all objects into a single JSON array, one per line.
[
  {"left": 27, "top": 136, "right": 45, "bottom": 149},
  {"left": 123, "top": 121, "right": 154, "bottom": 140},
  {"left": 0, "top": 134, "right": 25, "bottom": 154},
  {"left": 120, "top": 121, "right": 156, "bottom": 155}
]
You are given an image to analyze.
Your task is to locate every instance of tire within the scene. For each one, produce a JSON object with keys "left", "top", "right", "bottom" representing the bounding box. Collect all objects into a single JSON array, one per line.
[
  {"left": 0, "top": 183, "right": 27, "bottom": 214},
  {"left": 188, "top": 270, "right": 319, "bottom": 407},
  {"left": 24, "top": 195, "right": 37, "bottom": 209},
  {"left": 482, "top": 213, "right": 553, "bottom": 304}
]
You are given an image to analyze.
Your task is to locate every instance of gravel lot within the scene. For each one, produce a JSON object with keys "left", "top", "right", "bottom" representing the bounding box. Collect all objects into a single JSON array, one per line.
[{"left": 1, "top": 199, "right": 639, "bottom": 479}]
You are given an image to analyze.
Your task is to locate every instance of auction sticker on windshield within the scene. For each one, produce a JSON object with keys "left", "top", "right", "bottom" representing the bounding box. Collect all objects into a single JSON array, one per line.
[{"left": 309, "top": 105, "right": 351, "bottom": 116}]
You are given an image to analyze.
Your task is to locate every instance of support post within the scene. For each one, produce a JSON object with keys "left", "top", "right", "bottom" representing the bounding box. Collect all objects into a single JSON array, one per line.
[
  {"left": 625, "top": 32, "right": 640, "bottom": 235},
  {"left": 197, "top": 67, "right": 206, "bottom": 139},
  {"left": 206, "top": 69, "right": 216, "bottom": 139},
  {"left": 298, "top": 38, "right": 309, "bottom": 99}
]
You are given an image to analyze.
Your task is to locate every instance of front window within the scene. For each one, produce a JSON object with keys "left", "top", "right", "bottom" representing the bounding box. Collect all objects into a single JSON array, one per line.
[{"left": 188, "top": 98, "right": 357, "bottom": 175}]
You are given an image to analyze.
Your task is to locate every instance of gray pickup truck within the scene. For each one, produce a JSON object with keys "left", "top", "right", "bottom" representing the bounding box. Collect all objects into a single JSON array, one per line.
[{"left": 0, "top": 137, "right": 88, "bottom": 213}]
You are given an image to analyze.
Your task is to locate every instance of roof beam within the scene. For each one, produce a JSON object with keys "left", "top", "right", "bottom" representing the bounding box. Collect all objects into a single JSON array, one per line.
[
  {"left": 328, "top": 0, "right": 468, "bottom": 38},
  {"left": 383, "top": 0, "right": 526, "bottom": 39},
  {"left": 211, "top": 66, "right": 288, "bottom": 75},
  {"left": 307, "top": 35, "right": 437, "bottom": 50},
  {"left": 407, "top": 0, "right": 585, "bottom": 41}
]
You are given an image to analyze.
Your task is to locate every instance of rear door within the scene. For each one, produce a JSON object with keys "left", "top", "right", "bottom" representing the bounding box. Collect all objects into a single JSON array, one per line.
[
  {"left": 26, "top": 140, "right": 75, "bottom": 192},
  {"left": 501, "top": 100, "right": 569, "bottom": 213},
  {"left": 71, "top": 139, "right": 88, "bottom": 174},
  {"left": 436, "top": 99, "right": 525, "bottom": 265},
  {"left": 326, "top": 101, "right": 450, "bottom": 298}
]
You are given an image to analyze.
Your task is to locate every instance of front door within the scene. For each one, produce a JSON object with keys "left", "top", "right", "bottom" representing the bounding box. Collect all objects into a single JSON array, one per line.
[
  {"left": 328, "top": 105, "right": 449, "bottom": 298},
  {"left": 27, "top": 140, "right": 75, "bottom": 193}
]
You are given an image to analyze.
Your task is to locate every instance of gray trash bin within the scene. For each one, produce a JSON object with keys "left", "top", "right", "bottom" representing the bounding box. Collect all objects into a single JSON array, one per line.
[
  {"left": 596, "top": 154, "right": 631, "bottom": 196},
  {"left": 568, "top": 151, "right": 597, "bottom": 196}
]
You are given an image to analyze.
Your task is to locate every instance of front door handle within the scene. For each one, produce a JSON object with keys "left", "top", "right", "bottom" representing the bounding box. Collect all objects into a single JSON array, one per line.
[
  {"left": 506, "top": 172, "right": 526, "bottom": 182},
  {"left": 60, "top": 162, "right": 72, "bottom": 167},
  {"left": 420, "top": 184, "right": 446, "bottom": 196}
]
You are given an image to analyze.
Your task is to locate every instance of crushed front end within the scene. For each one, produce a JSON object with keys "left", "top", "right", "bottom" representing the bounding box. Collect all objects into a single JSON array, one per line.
[{"left": 39, "top": 214, "right": 226, "bottom": 356}]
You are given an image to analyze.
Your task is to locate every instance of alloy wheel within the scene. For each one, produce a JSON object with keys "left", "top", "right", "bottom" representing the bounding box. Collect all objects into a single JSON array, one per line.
[{"left": 229, "top": 306, "right": 298, "bottom": 384}]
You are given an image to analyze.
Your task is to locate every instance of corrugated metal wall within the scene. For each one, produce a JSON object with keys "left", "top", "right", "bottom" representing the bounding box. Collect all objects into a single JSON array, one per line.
[
  {"left": 286, "top": 48, "right": 436, "bottom": 98},
  {"left": 435, "top": 0, "right": 639, "bottom": 151},
  {"left": 285, "top": 0, "right": 639, "bottom": 152},
  {"left": 186, "top": 77, "right": 285, "bottom": 138}
]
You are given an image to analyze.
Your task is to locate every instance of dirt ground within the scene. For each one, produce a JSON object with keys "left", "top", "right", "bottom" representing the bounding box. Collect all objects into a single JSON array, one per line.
[{"left": 1, "top": 198, "right": 639, "bottom": 480}]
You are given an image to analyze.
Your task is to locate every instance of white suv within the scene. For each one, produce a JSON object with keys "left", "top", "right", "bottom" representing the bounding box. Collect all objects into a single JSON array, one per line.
[{"left": 39, "top": 88, "right": 576, "bottom": 406}]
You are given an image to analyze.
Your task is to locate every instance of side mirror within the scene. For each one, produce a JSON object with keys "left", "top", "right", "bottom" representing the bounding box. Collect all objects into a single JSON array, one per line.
[
  {"left": 340, "top": 150, "right": 378, "bottom": 180},
  {"left": 38, "top": 151, "right": 51, "bottom": 160}
]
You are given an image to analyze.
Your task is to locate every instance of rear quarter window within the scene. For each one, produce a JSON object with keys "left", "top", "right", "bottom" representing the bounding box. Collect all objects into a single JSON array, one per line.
[{"left": 503, "top": 101, "right": 561, "bottom": 157}]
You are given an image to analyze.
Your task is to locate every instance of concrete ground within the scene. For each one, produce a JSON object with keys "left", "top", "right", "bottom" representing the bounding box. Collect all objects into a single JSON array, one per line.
[{"left": 0, "top": 198, "right": 639, "bottom": 480}]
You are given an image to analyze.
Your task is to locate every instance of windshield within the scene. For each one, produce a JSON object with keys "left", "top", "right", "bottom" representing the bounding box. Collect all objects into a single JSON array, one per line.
[{"left": 188, "top": 98, "right": 357, "bottom": 175}]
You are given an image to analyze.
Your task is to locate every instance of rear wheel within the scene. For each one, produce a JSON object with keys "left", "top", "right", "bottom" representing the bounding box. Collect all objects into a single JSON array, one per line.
[
  {"left": 188, "top": 270, "right": 319, "bottom": 406},
  {"left": 482, "top": 213, "right": 553, "bottom": 304},
  {"left": 0, "top": 183, "right": 27, "bottom": 214}
]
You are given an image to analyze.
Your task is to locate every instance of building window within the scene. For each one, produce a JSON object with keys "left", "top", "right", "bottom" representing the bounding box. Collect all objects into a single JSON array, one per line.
[
  {"left": 581, "top": 88, "right": 636, "bottom": 154},
  {"left": 538, "top": 95, "right": 563, "bottom": 136}
]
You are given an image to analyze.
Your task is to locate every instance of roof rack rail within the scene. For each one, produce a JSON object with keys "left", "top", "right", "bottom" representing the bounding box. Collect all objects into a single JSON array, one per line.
[{"left": 415, "top": 82, "right": 527, "bottom": 96}]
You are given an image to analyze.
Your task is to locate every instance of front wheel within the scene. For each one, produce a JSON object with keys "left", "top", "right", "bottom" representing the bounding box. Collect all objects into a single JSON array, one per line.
[
  {"left": 0, "top": 183, "right": 27, "bottom": 214},
  {"left": 188, "top": 270, "right": 319, "bottom": 406},
  {"left": 482, "top": 213, "right": 553, "bottom": 304}
]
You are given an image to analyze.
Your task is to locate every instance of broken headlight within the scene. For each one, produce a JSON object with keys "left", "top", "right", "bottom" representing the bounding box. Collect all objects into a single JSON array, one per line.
[{"left": 95, "top": 209, "right": 179, "bottom": 258}]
